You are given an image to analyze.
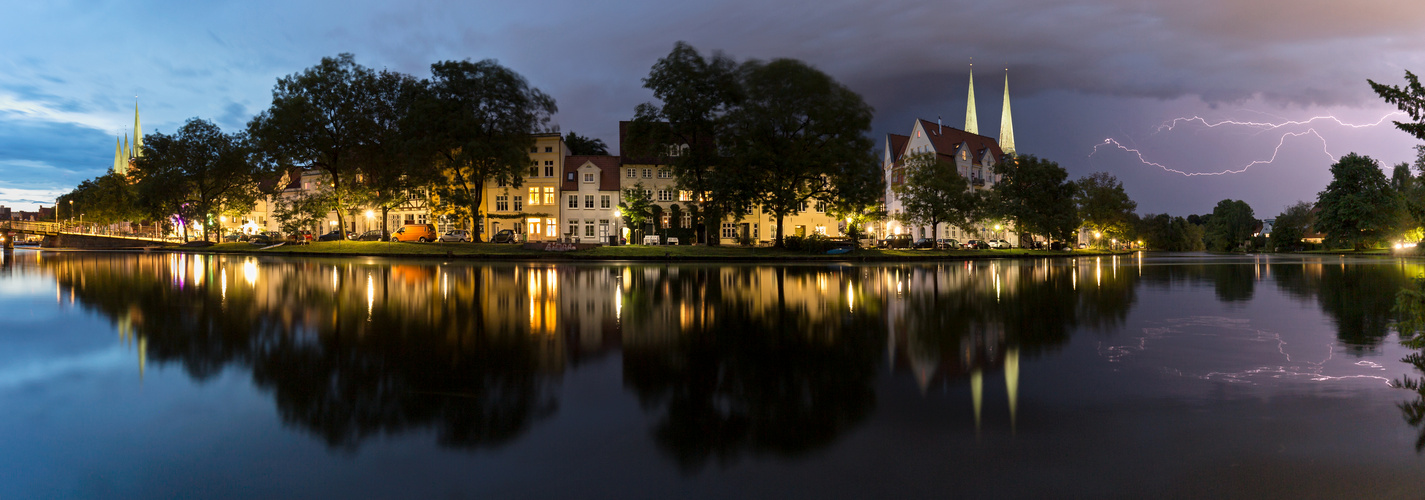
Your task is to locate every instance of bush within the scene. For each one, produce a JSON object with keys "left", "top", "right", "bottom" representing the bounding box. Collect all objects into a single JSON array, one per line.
[
  {"left": 802, "top": 234, "right": 834, "bottom": 253},
  {"left": 783, "top": 235, "right": 805, "bottom": 251}
]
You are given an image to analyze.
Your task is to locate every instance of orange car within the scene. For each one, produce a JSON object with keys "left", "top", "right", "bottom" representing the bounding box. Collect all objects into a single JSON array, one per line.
[{"left": 391, "top": 224, "right": 437, "bottom": 242}]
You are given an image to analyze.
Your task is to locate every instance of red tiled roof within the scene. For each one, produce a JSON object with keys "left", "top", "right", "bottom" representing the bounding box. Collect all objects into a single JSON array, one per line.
[
  {"left": 563, "top": 155, "right": 622, "bottom": 192},
  {"left": 886, "top": 134, "right": 910, "bottom": 163},
  {"left": 915, "top": 119, "right": 1003, "bottom": 164}
]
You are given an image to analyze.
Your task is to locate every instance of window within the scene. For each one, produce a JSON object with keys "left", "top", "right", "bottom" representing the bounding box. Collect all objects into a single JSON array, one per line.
[
  {"left": 529, "top": 166, "right": 539, "bottom": 177},
  {"left": 643, "top": 188, "right": 653, "bottom": 199},
  {"left": 798, "top": 201, "right": 808, "bottom": 212},
  {"left": 542, "top": 187, "right": 555, "bottom": 205},
  {"left": 600, "top": 195, "right": 611, "bottom": 209},
  {"left": 583, "top": 173, "right": 595, "bottom": 183},
  {"left": 815, "top": 201, "right": 827, "bottom": 213},
  {"left": 722, "top": 222, "right": 737, "bottom": 239},
  {"left": 584, "top": 195, "right": 594, "bottom": 208},
  {"left": 544, "top": 218, "right": 556, "bottom": 237},
  {"left": 584, "top": 222, "right": 595, "bottom": 237},
  {"left": 815, "top": 225, "right": 827, "bottom": 235},
  {"left": 567, "top": 219, "right": 577, "bottom": 236},
  {"left": 545, "top": 166, "right": 554, "bottom": 177},
  {"left": 642, "top": 168, "right": 652, "bottom": 179},
  {"left": 599, "top": 220, "right": 610, "bottom": 237},
  {"left": 658, "top": 169, "right": 671, "bottom": 178},
  {"left": 660, "top": 213, "right": 670, "bottom": 228},
  {"left": 626, "top": 168, "right": 636, "bottom": 179},
  {"left": 545, "top": 147, "right": 553, "bottom": 153},
  {"left": 679, "top": 190, "right": 692, "bottom": 202},
  {"left": 658, "top": 190, "right": 673, "bottom": 202},
  {"left": 681, "top": 213, "right": 691, "bottom": 228},
  {"left": 529, "top": 187, "right": 541, "bottom": 205},
  {"left": 513, "top": 196, "right": 523, "bottom": 211},
  {"left": 496, "top": 195, "right": 509, "bottom": 211},
  {"left": 566, "top": 172, "right": 575, "bottom": 182},
  {"left": 497, "top": 178, "right": 507, "bottom": 187},
  {"left": 530, "top": 146, "right": 538, "bottom": 153},
  {"left": 568, "top": 195, "right": 579, "bottom": 209}
]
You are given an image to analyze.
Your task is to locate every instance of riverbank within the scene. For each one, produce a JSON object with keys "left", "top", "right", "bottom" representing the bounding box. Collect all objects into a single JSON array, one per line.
[{"left": 152, "top": 240, "right": 1129, "bottom": 262}]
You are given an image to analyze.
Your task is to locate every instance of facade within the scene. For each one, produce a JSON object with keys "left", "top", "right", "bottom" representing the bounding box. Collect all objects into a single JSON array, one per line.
[
  {"left": 560, "top": 155, "right": 622, "bottom": 244},
  {"left": 882, "top": 68, "right": 1019, "bottom": 244},
  {"left": 482, "top": 133, "right": 569, "bottom": 242}
]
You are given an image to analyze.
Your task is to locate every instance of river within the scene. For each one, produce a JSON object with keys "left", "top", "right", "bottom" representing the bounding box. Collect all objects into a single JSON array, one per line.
[{"left": 2, "top": 249, "right": 1424, "bottom": 498}]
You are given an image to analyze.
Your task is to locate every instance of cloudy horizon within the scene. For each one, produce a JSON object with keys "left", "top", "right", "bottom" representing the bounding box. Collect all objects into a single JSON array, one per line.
[{"left": 3, "top": 0, "right": 1422, "bottom": 217}]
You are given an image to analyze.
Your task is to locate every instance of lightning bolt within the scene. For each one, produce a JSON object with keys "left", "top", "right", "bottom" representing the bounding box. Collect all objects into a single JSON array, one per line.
[
  {"left": 1092, "top": 111, "right": 1404, "bottom": 177},
  {"left": 1092, "top": 129, "right": 1333, "bottom": 177},
  {"left": 1155, "top": 111, "right": 1405, "bottom": 133}
]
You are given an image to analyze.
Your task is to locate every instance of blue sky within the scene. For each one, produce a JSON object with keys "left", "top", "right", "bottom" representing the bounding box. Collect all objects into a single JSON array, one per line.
[{"left": 2, "top": 0, "right": 1422, "bottom": 216}]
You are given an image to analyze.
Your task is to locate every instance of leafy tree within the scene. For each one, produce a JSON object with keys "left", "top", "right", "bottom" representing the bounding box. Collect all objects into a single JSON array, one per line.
[
  {"left": 135, "top": 118, "right": 260, "bottom": 242},
  {"left": 355, "top": 69, "right": 425, "bottom": 239},
  {"left": 1074, "top": 171, "right": 1137, "bottom": 247},
  {"left": 619, "top": 183, "right": 653, "bottom": 243},
  {"left": 1203, "top": 199, "right": 1256, "bottom": 251},
  {"left": 273, "top": 191, "right": 336, "bottom": 236},
  {"left": 1315, "top": 152, "right": 1399, "bottom": 249},
  {"left": 993, "top": 154, "right": 1080, "bottom": 244},
  {"left": 631, "top": 42, "right": 744, "bottom": 245},
  {"left": 1369, "top": 70, "right": 1425, "bottom": 141},
  {"left": 414, "top": 59, "right": 556, "bottom": 242},
  {"left": 722, "top": 58, "right": 875, "bottom": 248},
  {"left": 248, "top": 54, "right": 376, "bottom": 241},
  {"left": 563, "top": 131, "right": 608, "bottom": 155},
  {"left": 1270, "top": 201, "right": 1314, "bottom": 252},
  {"left": 893, "top": 152, "right": 982, "bottom": 242}
]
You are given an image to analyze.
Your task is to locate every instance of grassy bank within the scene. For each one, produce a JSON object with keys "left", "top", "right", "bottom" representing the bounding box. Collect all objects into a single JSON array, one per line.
[{"left": 179, "top": 240, "right": 1128, "bottom": 261}]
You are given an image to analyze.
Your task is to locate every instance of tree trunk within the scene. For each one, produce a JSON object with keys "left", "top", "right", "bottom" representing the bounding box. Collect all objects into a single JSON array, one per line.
[
  {"left": 774, "top": 212, "right": 786, "bottom": 248},
  {"left": 381, "top": 206, "right": 390, "bottom": 240}
]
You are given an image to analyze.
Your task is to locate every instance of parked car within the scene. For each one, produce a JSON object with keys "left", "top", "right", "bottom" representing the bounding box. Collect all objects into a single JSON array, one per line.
[
  {"left": 965, "top": 239, "right": 989, "bottom": 249},
  {"left": 1077, "top": 242, "right": 1088, "bottom": 249},
  {"left": 439, "top": 230, "right": 471, "bottom": 243},
  {"left": 491, "top": 229, "right": 519, "bottom": 243},
  {"left": 911, "top": 238, "right": 935, "bottom": 249},
  {"left": 392, "top": 223, "right": 438, "bottom": 242},
  {"left": 879, "top": 234, "right": 912, "bottom": 249},
  {"left": 356, "top": 230, "right": 386, "bottom": 241},
  {"left": 988, "top": 239, "right": 1011, "bottom": 249},
  {"left": 936, "top": 238, "right": 960, "bottom": 250},
  {"left": 317, "top": 230, "right": 347, "bottom": 242},
  {"left": 249, "top": 231, "right": 282, "bottom": 246}
]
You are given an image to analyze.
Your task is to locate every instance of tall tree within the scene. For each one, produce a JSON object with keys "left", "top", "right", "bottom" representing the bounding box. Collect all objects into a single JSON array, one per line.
[
  {"left": 993, "top": 154, "right": 1080, "bottom": 244},
  {"left": 356, "top": 69, "right": 425, "bottom": 239},
  {"left": 415, "top": 59, "right": 556, "bottom": 242},
  {"left": 893, "top": 152, "right": 983, "bottom": 243},
  {"left": 1315, "top": 152, "right": 1399, "bottom": 249},
  {"left": 1204, "top": 199, "right": 1256, "bottom": 251},
  {"left": 722, "top": 58, "right": 875, "bottom": 248},
  {"left": 619, "top": 183, "right": 654, "bottom": 244},
  {"left": 1369, "top": 70, "right": 1425, "bottom": 141},
  {"left": 1270, "top": 201, "right": 1314, "bottom": 252},
  {"left": 1074, "top": 171, "right": 1137, "bottom": 247},
  {"left": 135, "top": 119, "right": 260, "bottom": 242},
  {"left": 563, "top": 131, "right": 608, "bottom": 155},
  {"left": 631, "top": 42, "right": 744, "bottom": 245},
  {"left": 248, "top": 54, "right": 376, "bottom": 241}
]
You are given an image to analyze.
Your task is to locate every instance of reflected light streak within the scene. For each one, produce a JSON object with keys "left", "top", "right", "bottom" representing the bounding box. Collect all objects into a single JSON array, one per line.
[
  {"left": 366, "top": 273, "right": 374, "bottom": 320},
  {"left": 243, "top": 259, "right": 258, "bottom": 286}
]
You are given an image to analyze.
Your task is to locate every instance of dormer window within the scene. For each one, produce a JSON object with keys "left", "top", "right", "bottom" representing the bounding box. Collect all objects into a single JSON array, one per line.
[{"left": 583, "top": 173, "right": 595, "bottom": 183}]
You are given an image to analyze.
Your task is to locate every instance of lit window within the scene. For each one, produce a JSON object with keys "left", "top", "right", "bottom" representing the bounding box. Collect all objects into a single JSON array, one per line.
[
  {"left": 679, "top": 190, "right": 692, "bottom": 202},
  {"left": 529, "top": 187, "right": 540, "bottom": 205},
  {"left": 543, "top": 187, "right": 555, "bottom": 205}
]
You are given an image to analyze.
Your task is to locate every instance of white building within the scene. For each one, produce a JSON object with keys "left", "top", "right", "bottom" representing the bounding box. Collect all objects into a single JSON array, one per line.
[{"left": 560, "top": 155, "right": 622, "bottom": 244}]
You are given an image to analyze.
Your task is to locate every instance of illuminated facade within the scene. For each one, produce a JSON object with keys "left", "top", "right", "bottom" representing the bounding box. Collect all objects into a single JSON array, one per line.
[
  {"left": 482, "top": 133, "right": 569, "bottom": 242},
  {"left": 882, "top": 68, "right": 1018, "bottom": 244}
]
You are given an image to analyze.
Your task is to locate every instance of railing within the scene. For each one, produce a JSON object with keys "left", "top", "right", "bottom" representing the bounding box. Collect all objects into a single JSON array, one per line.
[{"left": 2, "top": 220, "right": 61, "bottom": 235}]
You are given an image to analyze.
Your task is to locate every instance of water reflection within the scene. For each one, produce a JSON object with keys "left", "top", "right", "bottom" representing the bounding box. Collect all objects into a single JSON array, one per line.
[{"left": 25, "top": 251, "right": 1421, "bottom": 463}]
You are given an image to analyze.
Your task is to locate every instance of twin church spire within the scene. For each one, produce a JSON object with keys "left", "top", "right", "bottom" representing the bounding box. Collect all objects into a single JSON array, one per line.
[
  {"left": 113, "top": 99, "right": 142, "bottom": 175},
  {"left": 963, "top": 65, "right": 1015, "bottom": 155}
]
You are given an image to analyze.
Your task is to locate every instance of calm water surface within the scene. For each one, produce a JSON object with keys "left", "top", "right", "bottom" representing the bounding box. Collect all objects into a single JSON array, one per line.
[{"left": 4, "top": 249, "right": 1425, "bottom": 498}]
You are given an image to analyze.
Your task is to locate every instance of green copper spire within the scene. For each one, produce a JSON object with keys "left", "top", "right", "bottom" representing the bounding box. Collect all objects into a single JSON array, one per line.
[
  {"left": 114, "top": 136, "right": 125, "bottom": 174},
  {"left": 133, "top": 98, "right": 143, "bottom": 157},
  {"left": 999, "top": 70, "right": 1015, "bottom": 155},
  {"left": 964, "top": 64, "right": 979, "bottom": 135}
]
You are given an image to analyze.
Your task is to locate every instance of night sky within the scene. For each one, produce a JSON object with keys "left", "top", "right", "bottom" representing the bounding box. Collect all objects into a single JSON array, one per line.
[{"left": 2, "top": 0, "right": 1422, "bottom": 217}]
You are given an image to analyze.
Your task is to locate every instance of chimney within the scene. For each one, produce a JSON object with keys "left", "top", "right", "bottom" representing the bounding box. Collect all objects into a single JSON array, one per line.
[{"left": 937, "top": 116, "right": 942, "bottom": 134}]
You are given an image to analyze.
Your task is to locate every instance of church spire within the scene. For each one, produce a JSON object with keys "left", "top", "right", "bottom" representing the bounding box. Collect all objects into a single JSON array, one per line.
[
  {"left": 999, "top": 69, "right": 1015, "bottom": 155},
  {"left": 133, "top": 98, "right": 143, "bottom": 157},
  {"left": 123, "top": 133, "right": 130, "bottom": 160},
  {"left": 964, "top": 63, "right": 979, "bottom": 135},
  {"left": 114, "top": 136, "right": 125, "bottom": 174}
]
